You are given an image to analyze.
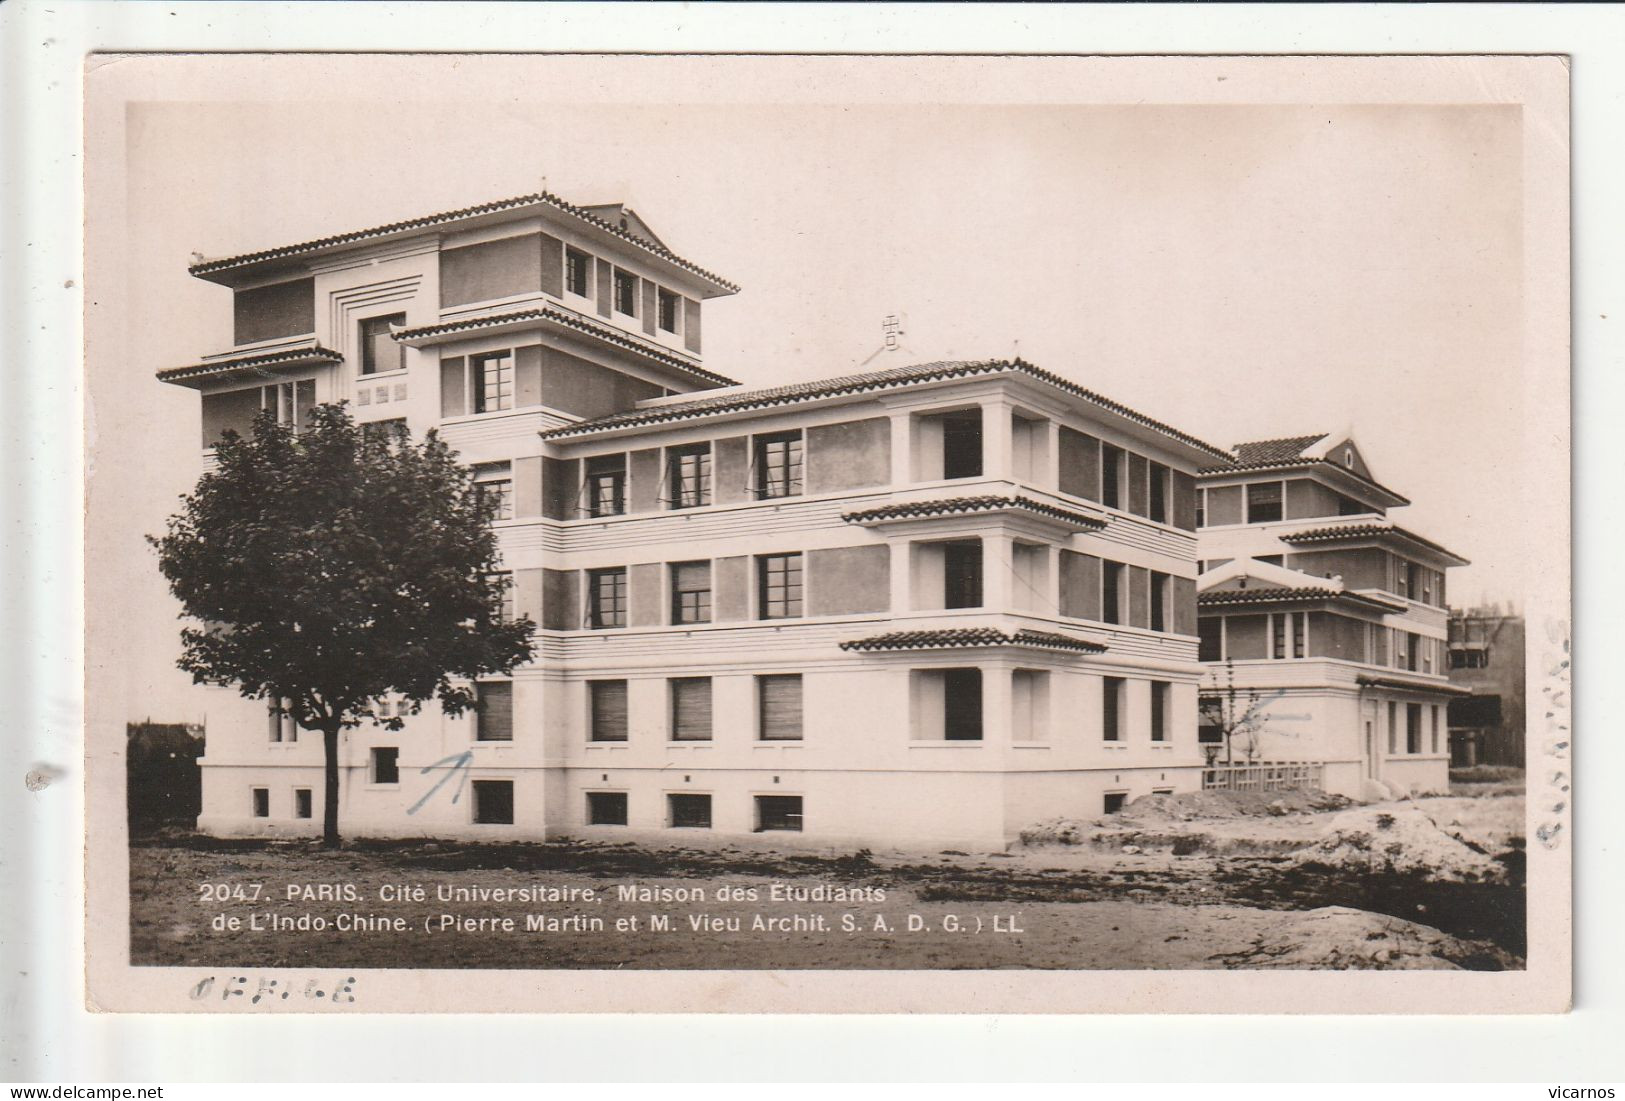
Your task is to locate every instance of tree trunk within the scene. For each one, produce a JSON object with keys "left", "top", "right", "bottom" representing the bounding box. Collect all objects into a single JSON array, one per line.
[{"left": 321, "top": 723, "right": 342, "bottom": 848}]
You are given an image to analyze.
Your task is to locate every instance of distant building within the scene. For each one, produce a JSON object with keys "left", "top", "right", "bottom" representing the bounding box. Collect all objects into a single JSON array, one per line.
[
  {"left": 158, "top": 189, "right": 1225, "bottom": 850},
  {"left": 1194, "top": 433, "right": 1469, "bottom": 797},
  {"left": 1446, "top": 607, "right": 1526, "bottom": 768}
]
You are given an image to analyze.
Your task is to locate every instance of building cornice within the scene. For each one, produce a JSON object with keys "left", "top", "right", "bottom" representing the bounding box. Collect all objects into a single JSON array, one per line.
[
  {"left": 838, "top": 627, "right": 1108, "bottom": 654},
  {"left": 1197, "top": 586, "right": 1401, "bottom": 615},
  {"left": 541, "top": 357, "right": 1230, "bottom": 461},
  {"left": 1356, "top": 674, "right": 1473, "bottom": 697},
  {"left": 156, "top": 343, "right": 344, "bottom": 388},
  {"left": 391, "top": 304, "right": 739, "bottom": 389},
  {"left": 188, "top": 190, "right": 740, "bottom": 295},
  {"left": 841, "top": 494, "right": 1107, "bottom": 533},
  {"left": 1278, "top": 521, "right": 1470, "bottom": 567}
]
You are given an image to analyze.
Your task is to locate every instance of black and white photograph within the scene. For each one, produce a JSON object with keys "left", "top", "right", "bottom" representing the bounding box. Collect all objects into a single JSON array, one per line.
[{"left": 76, "top": 49, "right": 1570, "bottom": 1015}]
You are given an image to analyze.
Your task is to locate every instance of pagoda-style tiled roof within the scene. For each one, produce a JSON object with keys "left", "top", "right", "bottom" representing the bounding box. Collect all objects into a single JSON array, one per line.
[
  {"left": 157, "top": 344, "right": 344, "bottom": 386},
  {"left": 1280, "top": 522, "right": 1469, "bottom": 566},
  {"left": 842, "top": 495, "right": 1106, "bottom": 531},
  {"left": 541, "top": 358, "right": 1229, "bottom": 459},
  {"left": 1197, "top": 586, "right": 1344, "bottom": 607},
  {"left": 188, "top": 190, "right": 739, "bottom": 294},
  {"left": 839, "top": 627, "right": 1107, "bottom": 654},
  {"left": 1228, "top": 434, "right": 1329, "bottom": 466},
  {"left": 391, "top": 305, "right": 740, "bottom": 388}
]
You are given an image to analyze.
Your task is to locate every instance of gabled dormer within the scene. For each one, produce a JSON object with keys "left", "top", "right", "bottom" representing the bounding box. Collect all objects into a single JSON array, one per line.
[{"left": 1196, "top": 431, "right": 1408, "bottom": 528}]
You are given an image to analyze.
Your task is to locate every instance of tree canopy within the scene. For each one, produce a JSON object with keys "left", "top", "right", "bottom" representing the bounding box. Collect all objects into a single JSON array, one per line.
[{"left": 151, "top": 403, "right": 535, "bottom": 844}]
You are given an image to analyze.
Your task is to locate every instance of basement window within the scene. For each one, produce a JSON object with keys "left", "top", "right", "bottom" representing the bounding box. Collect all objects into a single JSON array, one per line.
[
  {"left": 587, "top": 791, "right": 628, "bottom": 826},
  {"left": 251, "top": 788, "right": 270, "bottom": 818},
  {"left": 472, "top": 780, "right": 514, "bottom": 825},
  {"left": 294, "top": 789, "right": 313, "bottom": 819},
  {"left": 1103, "top": 792, "right": 1128, "bottom": 814},
  {"left": 756, "top": 795, "right": 804, "bottom": 832},
  {"left": 668, "top": 793, "right": 712, "bottom": 829}
]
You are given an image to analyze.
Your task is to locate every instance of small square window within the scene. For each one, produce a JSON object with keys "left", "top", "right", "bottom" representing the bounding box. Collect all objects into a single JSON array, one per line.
[
  {"left": 251, "top": 788, "right": 270, "bottom": 818},
  {"left": 1103, "top": 792, "right": 1128, "bottom": 814},
  {"left": 473, "top": 780, "right": 514, "bottom": 825},
  {"left": 587, "top": 791, "right": 628, "bottom": 826},
  {"left": 294, "top": 789, "right": 313, "bottom": 819},
  {"left": 668, "top": 793, "right": 712, "bottom": 829},
  {"left": 371, "top": 747, "right": 400, "bottom": 785}
]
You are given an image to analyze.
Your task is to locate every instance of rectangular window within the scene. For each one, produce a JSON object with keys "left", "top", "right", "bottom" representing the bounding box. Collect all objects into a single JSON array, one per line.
[
  {"left": 588, "top": 680, "right": 629, "bottom": 743},
  {"left": 472, "top": 352, "right": 513, "bottom": 414},
  {"left": 472, "top": 780, "right": 514, "bottom": 825},
  {"left": 1407, "top": 703, "right": 1423, "bottom": 754},
  {"left": 658, "top": 287, "right": 681, "bottom": 333},
  {"left": 485, "top": 571, "right": 515, "bottom": 624},
  {"left": 613, "top": 268, "right": 639, "bottom": 315},
  {"left": 251, "top": 788, "right": 270, "bottom": 818},
  {"left": 1195, "top": 488, "right": 1207, "bottom": 529},
  {"left": 1431, "top": 705, "right": 1441, "bottom": 754},
  {"left": 668, "top": 793, "right": 712, "bottom": 829},
  {"left": 1151, "top": 572, "right": 1169, "bottom": 632},
  {"left": 670, "top": 677, "right": 713, "bottom": 742},
  {"left": 587, "top": 567, "right": 628, "bottom": 629},
  {"left": 943, "top": 668, "right": 983, "bottom": 741},
  {"left": 1387, "top": 701, "right": 1398, "bottom": 755},
  {"left": 1150, "top": 681, "right": 1170, "bottom": 742},
  {"left": 756, "top": 795, "right": 804, "bottom": 833},
  {"left": 1198, "top": 618, "right": 1222, "bottom": 662},
  {"left": 943, "top": 541, "right": 983, "bottom": 610},
  {"left": 371, "top": 747, "right": 400, "bottom": 785},
  {"left": 587, "top": 791, "right": 628, "bottom": 826},
  {"left": 754, "top": 431, "right": 804, "bottom": 499},
  {"left": 474, "top": 681, "right": 514, "bottom": 742},
  {"left": 1103, "top": 792, "right": 1127, "bottom": 814},
  {"left": 758, "top": 553, "right": 804, "bottom": 619},
  {"left": 1247, "top": 482, "right": 1284, "bottom": 524},
  {"left": 757, "top": 674, "right": 804, "bottom": 741},
  {"left": 941, "top": 410, "right": 983, "bottom": 480},
  {"left": 1148, "top": 462, "right": 1170, "bottom": 524},
  {"left": 474, "top": 470, "right": 510, "bottom": 522},
  {"left": 666, "top": 444, "right": 711, "bottom": 509},
  {"left": 670, "top": 560, "right": 712, "bottom": 625},
  {"left": 1199, "top": 721, "right": 1224, "bottom": 745},
  {"left": 1102, "top": 562, "right": 1125, "bottom": 625},
  {"left": 359, "top": 313, "right": 405, "bottom": 375},
  {"left": 294, "top": 789, "right": 313, "bottom": 819},
  {"left": 566, "top": 247, "right": 592, "bottom": 297},
  {"left": 1271, "top": 612, "right": 1307, "bottom": 659},
  {"left": 1100, "top": 445, "right": 1123, "bottom": 509},
  {"left": 1103, "top": 677, "right": 1125, "bottom": 741},
  {"left": 1405, "top": 631, "right": 1420, "bottom": 672},
  {"left": 267, "top": 699, "right": 296, "bottom": 743},
  {"left": 1405, "top": 561, "right": 1422, "bottom": 601},
  {"left": 585, "top": 454, "right": 626, "bottom": 518}
]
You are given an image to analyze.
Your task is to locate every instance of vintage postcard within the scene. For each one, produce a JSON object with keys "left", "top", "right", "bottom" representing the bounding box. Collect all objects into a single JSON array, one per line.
[{"left": 83, "top": 51, "right": 1571, "bottom": 1013}]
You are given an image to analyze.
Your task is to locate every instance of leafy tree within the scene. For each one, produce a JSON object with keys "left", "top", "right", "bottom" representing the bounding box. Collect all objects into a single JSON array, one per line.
[{"left": 151, "top": 404, "right": 534, "bottom": 847}]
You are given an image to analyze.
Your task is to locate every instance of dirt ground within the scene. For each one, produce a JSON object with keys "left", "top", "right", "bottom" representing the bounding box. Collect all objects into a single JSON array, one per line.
[{"left": 129, "top": 787, "right": 1525, "bottom": 972}]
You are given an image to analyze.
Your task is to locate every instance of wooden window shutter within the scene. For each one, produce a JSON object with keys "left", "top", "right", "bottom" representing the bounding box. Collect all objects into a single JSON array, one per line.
[
  {"left": 671, "top": 678, "right": 712, "bottom": 741},
  {"left": 440, "top": 357, "right": 467, "bottom": 417},
  {"left": 476, "top": 681, "right": 513, "bottom": 742},
  {"left": 590, "top": 681, "right": 629, "bottom": 742},
  {"left": 758, "top": 675, "right": 803, "bottom": 741}
]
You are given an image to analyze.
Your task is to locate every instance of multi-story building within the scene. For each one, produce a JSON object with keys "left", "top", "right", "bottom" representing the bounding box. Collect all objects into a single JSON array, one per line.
[
  {"left": 159, "top": 190, "right": 1227, "bottom": 851},
  {"left": 1446, "top": 606, "right": 1527, "bottom": 768},
  {"left": 1193, "top": 434, "right": 1469, "bottom": 797}
]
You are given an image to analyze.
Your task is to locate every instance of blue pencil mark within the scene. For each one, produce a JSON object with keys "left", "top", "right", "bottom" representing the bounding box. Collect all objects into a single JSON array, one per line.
[{"left": 406, "top": 750, "right": 475, "bottom": 815}]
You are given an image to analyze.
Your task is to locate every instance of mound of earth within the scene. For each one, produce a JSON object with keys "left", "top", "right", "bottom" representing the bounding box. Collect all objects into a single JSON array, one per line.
[
  {"left": 1290, "top": 805, "right": 1506, "bottom": 883},
  {"left": 1204, "top": 905, "right": 1518, "bottom": 970}
]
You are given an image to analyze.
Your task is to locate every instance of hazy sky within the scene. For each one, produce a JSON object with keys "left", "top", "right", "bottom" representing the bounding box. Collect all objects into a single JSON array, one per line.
[{"left": 94, "top": 57, "right": 1527, "bottom": 721}]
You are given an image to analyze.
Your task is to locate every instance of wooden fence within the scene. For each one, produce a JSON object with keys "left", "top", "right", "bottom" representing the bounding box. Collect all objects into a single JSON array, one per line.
[{"left": 1201, "top": 761, "right": 1325, "bottom": 793}]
